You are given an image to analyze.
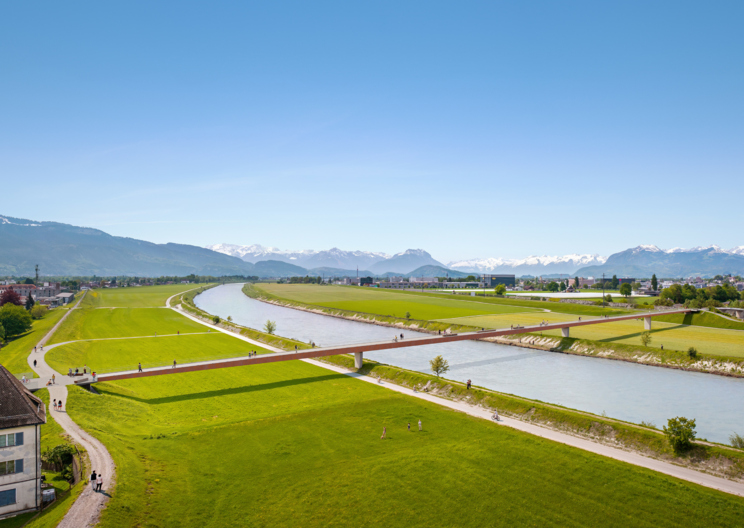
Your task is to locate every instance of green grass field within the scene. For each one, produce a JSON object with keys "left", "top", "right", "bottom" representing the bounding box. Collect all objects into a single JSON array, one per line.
[
  {"left": 28, "top": 284, "right": 744, "bottom": 526},
  {"left": 0, "top": 307, "right": 69, "bottom": 375},
  {"left": 48, "top": 307, "right": 208, "bottom": 344},
  {"left": 47, "top": 333, "right": 267, "bottom": 373},
  {"left": 259, "top": 283, "right": 540, "bottom": 319},
  {"left": 64, "top": 362, "right": 744, "bottom": 527},
  {"left": 82, "top": 284, "right": 203, "bottom": 308}
]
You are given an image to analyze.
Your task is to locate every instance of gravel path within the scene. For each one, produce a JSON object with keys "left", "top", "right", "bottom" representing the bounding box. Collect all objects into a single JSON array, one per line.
[{"left": 28, "top": 293, "right": 116, "bottom": 527}]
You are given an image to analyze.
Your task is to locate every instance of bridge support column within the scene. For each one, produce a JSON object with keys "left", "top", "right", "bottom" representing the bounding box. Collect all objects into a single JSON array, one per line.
[
  {"left": 354, "top": 352, "right": 363, "bottom": 369},
  {"left": 644, "top": 317, "right": 652, "bottom": 330},
  {"left": 561, "top": 327, "right": 570, "bottom": 338}
]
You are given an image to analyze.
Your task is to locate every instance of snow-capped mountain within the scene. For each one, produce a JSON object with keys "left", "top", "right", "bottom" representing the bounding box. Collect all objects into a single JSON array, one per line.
[
  {"left": 447, "top": 254, "right": 607, "bottom": 276},
  {"left": 207, "top": 244, "right": 391, "bottom": 270},
  {"left": 576, "top": 245, "right": 744, "bottom": 278},
  {"left": 0, "top": 216, "right": 41, "bottom": 227}
]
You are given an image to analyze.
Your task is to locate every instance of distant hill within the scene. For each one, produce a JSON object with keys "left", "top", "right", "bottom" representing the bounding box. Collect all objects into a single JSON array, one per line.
[
  {"left": 369, "top": 249, "right": 445, "bottom": 274},
  {"left": 575, "top": 245, "right": 744, "bottom": 278},
  {"left": 403, "top": 265, "right": 470, "bottom": 279},
  {"left": 252, "top": 260, "right": 307, "bottom": 278},
  {"left": 0, "top": 215, "right": 255, "bottom": 277},
  {"left": 306, "top": 267, "right": 375, "bottom": 277}
]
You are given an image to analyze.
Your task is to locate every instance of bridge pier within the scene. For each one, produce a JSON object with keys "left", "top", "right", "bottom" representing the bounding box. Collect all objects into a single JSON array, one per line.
[
  {"left": 644, "top": 317, "right": 652, "bottom": 330},
  {"left": 354, "top": 352, "right": 363, "bottom": 369},
  {"left": 561, "top": 327, "right": 570, "bottom": 338}
]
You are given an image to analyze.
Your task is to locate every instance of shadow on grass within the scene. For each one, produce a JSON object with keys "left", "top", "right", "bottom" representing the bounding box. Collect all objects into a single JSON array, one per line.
[
  {"left": 100, "top": 373, "right": 349, "bottom": 405},
  {"left": 596, "top": 324, "right": 689, "bottom": 343}
]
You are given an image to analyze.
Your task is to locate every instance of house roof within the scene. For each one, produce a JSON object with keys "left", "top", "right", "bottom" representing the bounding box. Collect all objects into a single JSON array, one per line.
[{"left": 0, "top": 365, "right": 46, "bottom": 429}]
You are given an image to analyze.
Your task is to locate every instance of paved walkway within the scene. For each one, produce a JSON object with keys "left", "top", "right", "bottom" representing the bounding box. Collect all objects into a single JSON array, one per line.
[{"left": 27, "top": 293, "right": 116, "bottom": 528}]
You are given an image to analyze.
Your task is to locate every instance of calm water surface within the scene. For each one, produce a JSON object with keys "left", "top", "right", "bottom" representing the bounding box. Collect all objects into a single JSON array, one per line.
[{"left": 196, "top": 283, "right": 744, "bottom": 443}]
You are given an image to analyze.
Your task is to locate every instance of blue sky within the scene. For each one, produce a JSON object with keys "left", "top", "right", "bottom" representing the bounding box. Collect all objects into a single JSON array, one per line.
[{"left": 2, "top": 1, "right": 742, "bottom": 263}]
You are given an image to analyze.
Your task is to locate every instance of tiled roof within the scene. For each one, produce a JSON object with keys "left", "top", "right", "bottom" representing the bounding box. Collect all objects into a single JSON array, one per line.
[{"left": 0, "top": 365, "right": 46, "bottom": 429}]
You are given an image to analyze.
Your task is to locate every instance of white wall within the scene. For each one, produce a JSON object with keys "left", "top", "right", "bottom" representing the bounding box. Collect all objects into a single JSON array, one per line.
[{"left": 0, "top": 424, "right": 40, "bottom": 518}]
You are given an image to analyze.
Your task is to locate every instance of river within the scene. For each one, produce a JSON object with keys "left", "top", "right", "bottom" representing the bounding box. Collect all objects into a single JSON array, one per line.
[{"left": 195, "top": 283, "right": 744, "bottom": 444}]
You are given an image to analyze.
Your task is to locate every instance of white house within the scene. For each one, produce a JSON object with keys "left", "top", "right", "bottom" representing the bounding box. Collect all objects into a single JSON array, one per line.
[{"left": 0, "top": 367, "right": 46, "bottom": 520}]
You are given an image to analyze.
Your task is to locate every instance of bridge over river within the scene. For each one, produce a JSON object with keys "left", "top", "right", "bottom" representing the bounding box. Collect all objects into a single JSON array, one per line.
[{"left": 62, "top": 308, "right": 693, "bottom": 387}]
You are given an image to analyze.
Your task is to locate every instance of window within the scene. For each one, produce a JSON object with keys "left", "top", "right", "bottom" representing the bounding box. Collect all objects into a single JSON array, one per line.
[
  {"left": 0, "top": 460, "right": 23, "bottom": 476},
  {"left": 0, "top": 434, "right": 16, "bottom": 448},
  {"left": 0, "top": 489, "right": 16, "bottom": 507}
]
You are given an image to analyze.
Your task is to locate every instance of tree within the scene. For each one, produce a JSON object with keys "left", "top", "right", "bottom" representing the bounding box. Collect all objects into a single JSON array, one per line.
[
  {"left": 30, "top": 304, "right": 48, "bottom": 320},
  {"left": 663, "top": 417, "right": 696, "bottom": 453},
  {"left": 430, "top": 355, "right": 450, "bottom": 378},
  {"left": 0, "top": 304, "right": 33, "bottom": 337},
  {"left": 0, "top": 322, "right": 4, "bottom": 342},
  {"left": 264, "top": 320, "right": 277, "bottom": 334},
  {"left": 227, "top": 316, "right": 233, "bottom": 322},
  {"left": 688, "top": 347, "right": 698, "bottom": 359},
  {"left": 212, "top": 315, "right": 220, "bottom": 324},
  {"left": 574, "top": 276, "right": 580, "bottom": 290},
  {"left": 640, "top": 331, "right": 652, "bottom": 347},
  {"left": 619, "top": 283, "right": 632, "bottom": 299},
  {"left": 547, "top": 281, "right": 559, "bottom": 292},
  {"left": 0, "top": 289, "right": 23, "bottom": 307},
  {"left": 405, "top": 311, "right": 411, "bottom": 320},
  {"left": 611, "top": 275, "right": 619, "bottom": 289},
  {"left": 23, "top": 278, "right": 35, "bottom": 285},
  {"left": 559, "top": 281, "right": 566, "bottom": 291},
  {"left": 494, "top": 284, "right": 506, "bottom": 295},
  {"left": 25, "top": 293, "right": 35, "bottom": 311},
  {"left": 651, "top": 274, "right": 658, "bottom": 291}
]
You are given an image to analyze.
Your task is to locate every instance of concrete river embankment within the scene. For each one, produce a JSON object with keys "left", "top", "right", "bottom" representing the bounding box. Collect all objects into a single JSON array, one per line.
[{"left": 196, "top": 283, "right": 744, "bottom": 444}]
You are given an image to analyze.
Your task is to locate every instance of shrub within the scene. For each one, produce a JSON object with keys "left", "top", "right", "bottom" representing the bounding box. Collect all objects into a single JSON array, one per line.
[
  {"left": 494, "top": 284, "right": 507, "bottom": 295},
  {"left": 664, "top": 417, "right": 696, "bottom": 453},
  {"left": 640, "top": 331, "right": 652, "bottom": 347},
  {"left": 0, "top": 304, "right": 33, "bottom": 337},
  {"left": 30, "top": 304, "right": 48, "bottom": 320},
  {"left": 405, "top": 311, "right": 411, "bottom": 320},
  {"left": 264, "top": 320, "right": 277, "bottom": 334},
  {"left": 688, "top": 347, "right": 698, "bottom": 359},
  {"left": 654, "top": 298, "right": 674, "bottom": 307},
  {"left": 730, "top": 432, "right": 744, "bottom": 449},
  {"left": 212, "top": 316, "right": 220, "bottom": 324}
]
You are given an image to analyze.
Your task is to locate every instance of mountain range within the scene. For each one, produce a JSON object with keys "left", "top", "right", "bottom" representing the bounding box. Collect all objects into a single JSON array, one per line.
[{"left": 2, "top": 214, "right": 744, "bottom": 278}]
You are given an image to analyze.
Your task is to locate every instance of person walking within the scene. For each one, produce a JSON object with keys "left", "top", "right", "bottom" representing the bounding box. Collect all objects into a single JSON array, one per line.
[
  {"left": 53, "top": 399, "right": 57, "bottom": 411},
  {"left": 138, "top": 363, "right": 142, "bottom": 373},
  {"left": 418, "top": 419, "right": 422, "bottom": 431},
  {"left": 52, "top": 374, "right": 55, "bottom": 384},
  {"left": 96, "top": 473, "right": 103, "bottom": 492},
  {"left": 58, "top": 400, "right": 63, "bottom": 412},
  {"left": 381, "top": 426, "right": 386, "bottom": 439},
  {"left": 172, "top": 360, "right": 177, "bottom": 368},
  {"left": 408, "top": 422, "right": 411, "bottom": 432},
  {"left": 34, "top": 346, "right": 37, "bottom": 353},
  {"left": 33, "top": 359, "right": 37, "bottom": 368},
  {"left": 467, "top": 379, "right": 471, "bottom": 390},
  {"left": 90, "top": 470, "right": 97, "bottom": 490}
]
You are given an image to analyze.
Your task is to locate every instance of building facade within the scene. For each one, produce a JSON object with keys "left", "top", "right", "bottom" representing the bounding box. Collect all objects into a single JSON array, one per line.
[
  {"left": 0, "top": 367, "right": 46, "bottom": 520},
  {"left": 480, "top": 275, "right": 516, "bottom": 287}
]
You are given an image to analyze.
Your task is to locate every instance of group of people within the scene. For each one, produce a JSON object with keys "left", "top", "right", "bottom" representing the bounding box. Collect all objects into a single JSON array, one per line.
[
  {"left": 52, "top": 398, "right": 64, "bottom": 411},
  {"left": 33, "top": 345, "right": 44, "bottom": 353},
  {"left": 90, "top": 470, "right": 104, "bottom": 492},
  {"left": 393, "top": 333, "right": 404, "bottom": 342},
  {"left": 381, "top": 419, "right": 422, "bottom": 439},
  {"left": 67, "top": 365, "right": 89, "bottom": 377}
]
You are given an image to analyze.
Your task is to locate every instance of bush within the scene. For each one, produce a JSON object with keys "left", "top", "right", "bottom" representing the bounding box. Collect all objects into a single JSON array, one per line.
[
  {"left": 494, "top": 285, "right": 507, "bottom": 295},
  {"left": 212, "top": 316, "right": 220, "bottom": 324},
  {"left": 730, "top": 432, "right": 744, "bottom": 449},
  {"left": 264, "top": 320, "right": 277, "bottom": 334},
  {"left": 0, "top": 304, "right": 33, "bottom": 337},
  {"left": 640, "top": 331, "right": 652, "bottom": 347},
  {"left": 688, "top": 347, "right": 698, "bottom": 359},
  {"left": 664, "top": 417, "right": 696, "bottom": 453},
  {"left": 405, "top": 311, "right": 411, "bottom": 320},
  {"left": 654, "top": 298, "right": 674, "bottom": 307},
  {"left": 30, "top": 304, "right": 48, "bottom": 320}
]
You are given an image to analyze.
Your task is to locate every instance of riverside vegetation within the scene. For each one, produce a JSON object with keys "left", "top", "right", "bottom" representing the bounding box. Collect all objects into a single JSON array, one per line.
[
  {"left": 246, "top": 283, "right": 744, "bottom": 377},
  {"left": 8, "top": 283, "right": 744, "bottom": 526}
]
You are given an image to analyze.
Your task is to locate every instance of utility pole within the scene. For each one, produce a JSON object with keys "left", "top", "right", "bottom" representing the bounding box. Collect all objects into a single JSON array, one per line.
[{"left": 602, "top": 273, "right": 605, "bottom": 308}]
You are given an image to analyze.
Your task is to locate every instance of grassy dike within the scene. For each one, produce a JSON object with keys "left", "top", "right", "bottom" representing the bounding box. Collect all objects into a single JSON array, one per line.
[
  {"left": 238, "top": 283, "right": 744, "bottom": 478},
  {"left": 247, "top": 283, "right": 744, "bottom": 378}
]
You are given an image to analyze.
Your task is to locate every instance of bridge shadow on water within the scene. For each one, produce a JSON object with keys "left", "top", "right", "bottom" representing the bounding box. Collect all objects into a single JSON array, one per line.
[{"left": 104, "top": 373, "right": 348, "bottom": 405}]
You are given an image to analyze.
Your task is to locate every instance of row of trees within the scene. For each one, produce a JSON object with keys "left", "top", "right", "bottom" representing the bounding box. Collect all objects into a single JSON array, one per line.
[
  {"left": 0, "top": 288, "right": 49, "bottom": 343},
  {"left": 657, "top": 283, "right": 740, "bottom": 308}
]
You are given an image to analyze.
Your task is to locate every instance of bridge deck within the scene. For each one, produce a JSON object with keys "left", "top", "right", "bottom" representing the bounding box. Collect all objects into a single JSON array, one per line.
[{"left": 87, "top": 308, "right": 693, "bottom": 384}]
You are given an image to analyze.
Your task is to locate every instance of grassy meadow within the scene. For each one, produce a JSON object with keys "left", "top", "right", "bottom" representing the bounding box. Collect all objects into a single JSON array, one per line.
[
  {"left": 24, "top": 283, "right": 744, "bottom": 526},
  {"left": 82, "top": 284, "right": 202, "bottom": 308},
  {"left": 0, "top": 306, "right": 69, "bottom": 375},
  {"left": 66, "top": 362, "right": 744, "bottom": 527},
  {"left": 48, "top": 307, "right": 208, "bottom": 344}
]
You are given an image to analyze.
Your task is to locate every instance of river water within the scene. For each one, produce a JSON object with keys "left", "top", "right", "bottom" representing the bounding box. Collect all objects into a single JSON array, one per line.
[{"left": 196, "top": 283, "right": 744, "bottom": 444}]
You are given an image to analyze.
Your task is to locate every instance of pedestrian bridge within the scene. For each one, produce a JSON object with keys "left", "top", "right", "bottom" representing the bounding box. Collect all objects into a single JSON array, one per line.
[{"left": 66, "top": 308, "right": 694, "bottom": 386}]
